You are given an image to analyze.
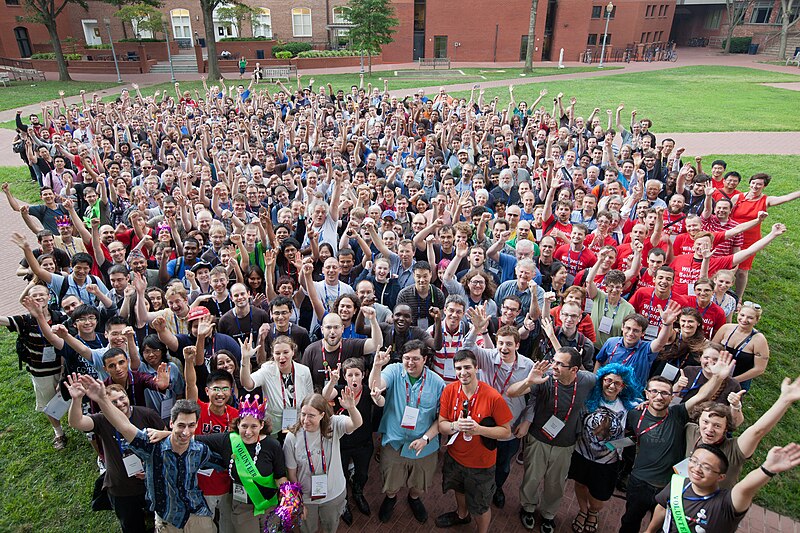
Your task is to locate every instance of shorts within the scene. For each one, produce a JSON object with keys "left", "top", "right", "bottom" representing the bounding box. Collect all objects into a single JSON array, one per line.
[
  {"left": 301, "top": 490, "right": 345, "bottom": 533},
  {"left": 380, "top": 443, "right": 438, "bottom": 494},
  {"left": 441, "top": 453, "right": 495, "bottom": 516},
  {"left": 567, "top": 451, "right": 621, "bottom": 502},
  {"left": 30, "top": 373, "right": 60, "bottom": 412}
]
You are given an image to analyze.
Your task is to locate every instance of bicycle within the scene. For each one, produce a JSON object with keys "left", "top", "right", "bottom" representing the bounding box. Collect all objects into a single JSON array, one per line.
[
  {"left": 582, "top": 49, "right": 593, "bottom": 64},
  {"left": 664, "top": 49, "right": 678, "bottom": 61}
]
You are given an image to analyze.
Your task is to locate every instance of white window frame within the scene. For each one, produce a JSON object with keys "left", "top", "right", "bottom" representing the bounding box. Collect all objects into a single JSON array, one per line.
[
  {"left": 252, "top": 8, "right": 272, "bottom": 38},
  {"left": 170, "top": 9, "right": 193, "bottom": 43},
  {"left": 292, "top": 8, "right": 312, "bottom": 38}
]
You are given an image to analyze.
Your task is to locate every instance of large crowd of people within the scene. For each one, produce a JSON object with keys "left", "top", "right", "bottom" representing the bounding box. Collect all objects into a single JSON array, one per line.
[{"left": 4, "top": 75, "right": 800, "bottom": 533}]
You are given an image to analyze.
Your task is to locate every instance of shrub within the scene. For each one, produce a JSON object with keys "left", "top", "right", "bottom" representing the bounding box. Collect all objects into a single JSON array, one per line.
[
  {"left": 219, "top": 36, "right": 269, "bottom": 42},
  {"left": 722, "top": 37, "right": 752, "bottom": 54},
  {"left": 295, "top": 50, "right": 373, "bottom": 58},
  {"left": 84, "top": 44, "right": 112, "bottom": 49},
  {"left": 272, "top": 41, "right": 312, "bottom": 57},
  {"left": 31, "top": 53, "right": 82, "bottom": 60},
  {"left": 274, "top": 51, "right": 293, "bottom": 59},
  {"left": 119, "top": 38, "right": 165, "bottom": 42}
]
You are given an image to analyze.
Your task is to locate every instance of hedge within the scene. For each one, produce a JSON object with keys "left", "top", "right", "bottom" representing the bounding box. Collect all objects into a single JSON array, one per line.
[
  {"left": 119, "top": 38, "right": 165, "bottom": 42},
  {"left": 722, "top": 37, "right": 752, "bottom": 54},
  {"left": 31, "top": 53, "right": 82, "bottom": 60},
  {"left": 274, "top": 51, "right": 293, "bottom": 59},
  {"left": 219, "top": 36, "right": 270, "bottom": 42},
  {"left": 296, "top": 50, "right": 372, "bottom": 58},
  {"left": 272, "top": 42, "right": 312, "bottom": 57},
  {"left": 84, "top": 44, "right": 112, "bottom": 49}
]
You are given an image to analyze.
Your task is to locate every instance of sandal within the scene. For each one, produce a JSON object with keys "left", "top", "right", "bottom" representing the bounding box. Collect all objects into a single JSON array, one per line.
[
  {"left": 571, "top": 511, "right": 587, "bottom": 532},
  {"left": 584, "top": 511, "right": 599, "bottom": 533}
]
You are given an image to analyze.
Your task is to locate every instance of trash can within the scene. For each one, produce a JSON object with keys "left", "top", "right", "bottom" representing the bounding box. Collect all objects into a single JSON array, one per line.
[
  {"left": 198, "top": 38, "right": 206, "bottom": 48},
  {"left": 256, "top": 49, "right": 265, "bottom": 59},
  {"left": 748, "top": 43, "right": 759, "bottom": 55}
]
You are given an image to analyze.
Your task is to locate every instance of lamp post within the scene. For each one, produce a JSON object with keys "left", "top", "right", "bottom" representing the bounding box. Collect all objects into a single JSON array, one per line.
[
  {"left": 103, "top": 18, "right": 122, "bottom": 83},
  {"left": 598, "top": 1, "right": 613, "bottom": 68},
  {"left": 162, "top": 19, "right": 176, "bottom": 82}
]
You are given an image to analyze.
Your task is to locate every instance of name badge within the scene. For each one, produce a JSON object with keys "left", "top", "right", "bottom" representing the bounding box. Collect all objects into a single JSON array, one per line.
[
  {"left": 418, "top": 317, "right": 429, "bottom": 331},
  {"left": 160, "top": 397, "right": 174, "bottom": 419},
  {"left": 42, "top": 346, "right": 57, "bottom": 363},
  {"left": 311, "top": 474, "right": 327, "bottom": 500},
  {"left": 661, "top": 363, "right": 680, "bottom": 381},
  {"left": 673, "top": 457, "right": 690, "bottom": 477},
  {"left": 443, "top": 358, "right": 456, "bottom": 379},
  {"left": 232, "top": 483, "right": 248, "bottom": 503},
  {"left": 197, "top": 468, "right": 214, "bottom": 477},
  {"left": 535, "top": 229, "right": 544, "bottom": 241},
  {"left": 282, "top": 408, "right": 298, "bottom": 430},
  {"left": 43, "top": 394, "right": 70, "bottom": 420},
  {"left": 446, "top": 431, "right": 459, "bottom": 446},
  {"left": 401, "top": 406, "right": 419, "bottom": 430},
  {"left": 122, "top": 453, "right": 144, "bottom": 477},
  {"left": 599, "top": 316, "right": 613, "bottom": 334},
  {"left": 541, "top": 415, "right": 565, "bottom": 439},
  {"left": 604, "top": 437, "right": 635, "bottom": 451},
  {"left": 644, "top": 324, "right": 659, "bottom": 341},
  {"left": 584, "top": 299, "right": 594, "bottom": 314},
  {"left": 687, "top": 284, "right": 696, "bottom": 296}
]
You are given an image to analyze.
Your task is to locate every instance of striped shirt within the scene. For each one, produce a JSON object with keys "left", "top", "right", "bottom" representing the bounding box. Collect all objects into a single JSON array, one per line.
[
  {"left": 426, "top": 322, "right": 483, "bottom": 383},
  {"left": 7, "top": 314, "right": 64, "bottom": 377},
  {"left": 701, "top": 215, "right": 743, "bottom": 257}
]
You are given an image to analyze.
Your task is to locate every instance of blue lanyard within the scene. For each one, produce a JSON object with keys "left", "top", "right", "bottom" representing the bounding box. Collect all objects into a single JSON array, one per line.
[
  {"left": 603, "top": 298, "right": 622, "bottom": 321},
  {"left": 323, "top": 283, "right": 339, "bottom": 310},
  {"left": 681, "top": 371, "right": 703, "bottom": 395},
  {"left": 234, "top": 308, "right": 253, "bottom": 337},
  {"left": 214, "top": 295, "right": 231, "bottom": 315},
  {"left": 648, "top": 290, "right": 671, "bottom": 326},
  {"left": 725, "top": 327, "right": 756, "bottom": 360},
  {"left": 682, "top": 483, "right": 720, "bottom": 501},
  {"left": 273, "top": 323, "right": 291, "bottom": 338},
  {"left": 564, "top": 248, "right": 584, "bottom": 276}
]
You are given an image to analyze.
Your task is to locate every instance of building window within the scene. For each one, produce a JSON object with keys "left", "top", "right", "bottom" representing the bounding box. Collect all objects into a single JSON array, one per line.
[
  {"left": 170, "top": 9, "right": 192, "bottom": 42},
  {"left": 749, "top": 2, "right": 774, "bottom": 23},
  {"left": 601, "top": 33, "right": 612, "bottom": 45},
  {"left": 292, "top": 7, "right": 312, "bottom": 37},
  {"left": 252, "top": 8, "right": 272, "bottom": 38},
  {"left": 777, "top": 3, "right": 800, "bottom": 23},
  {"left": 645, "top": 5, "right": 652, "bottom": 17},
  {"left": 587, "top": 34, "right": 598, "bottom": 45},
  {"left": 519, "top": 35, "right": 529, "bottom": 60},
  {"left": 6, "top": 0, "right": 20, "bottom": 6},
  {"left": 705, "top": 8, "right": 722, "bottom": 29},
  {"left": 332, "top": 7, "right": 349, "bottom": 36},
  {"left": 591, "top": 5, "right": 602, "bottom": 18},
  {"left": 640, "top": 32, "right": 647, "bottom": 42}
]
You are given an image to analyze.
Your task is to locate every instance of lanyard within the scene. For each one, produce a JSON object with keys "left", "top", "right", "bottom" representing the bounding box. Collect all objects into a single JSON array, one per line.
[
  {"left": 234, "top": 308, "right": 253, "bottom": 338},
  {"left": 635, "top": 408, "right": 668, "bottom": 439},
  {"left": 404, "top": 368, "right": 427, "bottom": 408},
  {"left": 323, "top": 283, "right": 339, "bottom": 310},
  {"left": 564, "top": 247, "right": 584, "bottom": 276},
  {"left": 173, "top": 314, "right": 184, "bottom": 335},
  {"left": 491, "top": 358, "right": 517, "bottom": 395},
  {"left": 214, "top": 295, "right": 231, "bottom": 315},
  {"left": 114, "top": 430, "right": 129, "bottom": 455},
  {"left": 608, "top": 340, "right": 638, "bottom": 365},
  {"left": 273, "top": 323, "right": 291, "bottom": 339},
  {"left": 453, "top": 383, "right": 480, "bottom": 417},
  {"left": 324, "top": 344, "right": 344, "bottom": 369},
  {"left": 604, "top": 298, "right": 622, "bottom": 321},
  {"left": 696, "top": 302, "right": 712, "bottom": 319},
  {"left": 441, "top": 324, "right": 464, "bottom": 359},
  {"left": 280, "top": 364, "right": 295, "bottom": 408},
  {"left": 725, "top": 327, "right": 757, "bottom": 360},
  {"left": 648, "top": 290, "right": 671, "bottom": 326},
  {"left": 552, "top": 379, "right": 578, "bottom": 422},
  {"left": 303, "top": 429, "right": 327, "bottom": 475},
  {"left": 681, "top": 371, "right": 703, "bottom": 395},
  {"left": 682, "top": 483, "right": 721, "bottom": 501}
]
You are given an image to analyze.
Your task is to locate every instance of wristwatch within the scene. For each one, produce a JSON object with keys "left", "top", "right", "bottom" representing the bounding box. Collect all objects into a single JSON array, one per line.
[{"left": 422, "top": 434, "right": 430, "bottom": 443}]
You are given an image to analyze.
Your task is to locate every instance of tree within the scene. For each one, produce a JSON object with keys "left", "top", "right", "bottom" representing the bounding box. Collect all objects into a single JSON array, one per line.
[
  {"left": 523, "top": 0, "right": 539, "bottom": 73},
  {"left": 778, "top": 0, "right": 799, "bottom": 59},
  {"left": 101, "top": 0, "right": 161, "bottom": 40},
  {"left": 345, "top": 0, "right": 398, "bottom": 75},
  {"left": 723, "top": 0, "right": 756, "bottom": 53},
  {"left": 23, "top": 0, "right": 89, "bottom": 81},
  {"left": 114, "top": 3, "right": 165, "bottom": 40},
  {"left": 199, "top": 0, "right": 232, "bottom": 81},
  {"left": 215, "top": 3, "right": 256, "bottom": 37}
]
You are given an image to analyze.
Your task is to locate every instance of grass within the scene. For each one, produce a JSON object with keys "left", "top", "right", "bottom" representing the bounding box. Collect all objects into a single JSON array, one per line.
[
  {"left": 0, "top": 167, "right": 42, "bottom": 204},
  {"left": 0, "top": 81, "right": 122, "bottom": 113},
  {"left": 448, "top": 65, "right": 800, "bottom": 132}
]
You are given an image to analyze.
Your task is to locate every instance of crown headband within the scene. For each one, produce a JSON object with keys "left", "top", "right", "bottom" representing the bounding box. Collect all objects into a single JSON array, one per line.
[
  {"left": 238, "top": 394, "right": 267, "bottom": 420},
  {"left": 55, "top": 216, "right": 72, "bottom": 228}
]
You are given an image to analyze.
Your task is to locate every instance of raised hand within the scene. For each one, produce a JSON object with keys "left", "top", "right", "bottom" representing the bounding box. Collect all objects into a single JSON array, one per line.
[
  {"left": 762, "top": 443, "right": 800, "bottom": 475},
  {"left": 728, "top": 389, "right": 746, "bottom": 409},
  {"left": 658, "top": 300, "right": 682, "bottom": 326},
  {"left": 361, "top": 306, "right": 376, "bottom": 321},
  {"left": 151, "top": 315, "right": 167, "bottom": 332},
  {"left": 183, "top": 345, "right": 197, "bottom": 365},
  {"left": 674, "top": 369, "right": 689, "bottom": 391},
  {"left": 329, "top": 364, "right": 341, "bottom": 386},
  {"left": 709, "top": 350, "right": 735, "bottom": 378},
  {"left": 339, "top": 384, "right": 357, "bottom": 411},
  {"left": 65, "top": 373, "right": 86, "bottom": 400},
  {"left": 78, "top": 374, "right": 106, "bottom": 402},
  {"left": 526, "top": 360, "right": 552, "bottom": 386},
  {"left": 374, "top": 347, "right": 391, "bottom": 368}
]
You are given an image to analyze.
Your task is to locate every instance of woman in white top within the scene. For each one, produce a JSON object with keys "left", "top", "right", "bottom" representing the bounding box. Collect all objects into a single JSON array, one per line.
[
  {"left": 283, "top": 392, "right": 362, "bottom": 533},
  {"left": 240, "top": 335, "right": 313, "bottom": 438}
]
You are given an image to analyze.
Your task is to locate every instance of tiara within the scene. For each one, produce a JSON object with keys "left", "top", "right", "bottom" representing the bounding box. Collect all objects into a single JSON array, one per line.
[
  {"left": 55, "top": 215, "right": 72, "bottom": 228},
  {"left": 157, "top": 223, "right": 171, "bottom": 232},
  {"left": 239, "top": 394, "right": 267, "bottom": 420}
]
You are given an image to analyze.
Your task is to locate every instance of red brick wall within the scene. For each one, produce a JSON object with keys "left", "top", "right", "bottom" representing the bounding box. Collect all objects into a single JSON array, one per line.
[{"left": 0, "top": 5, "right": 71, "bottom": 58}]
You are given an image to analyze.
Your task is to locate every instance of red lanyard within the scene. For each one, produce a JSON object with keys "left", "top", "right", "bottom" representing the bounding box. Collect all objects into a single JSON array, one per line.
[
  {"left": 453, "top": 383, "right": 480, "bottom": 418},
  {"left": 635, "top": 408, "right": 669, "bottom": 439},
  {"left": 609, "top": 341, "right": 637, "bottom": 365},
  {"left": 441, "top": 324, "right": 464, "bottom": 358},
  {"left": 492, "top": 359, "right": 516, "bottom": 396},
  {"left": 338, "top": 390, "right": 362, "bottom": 414},
  {"left": 280, "top": 364, "right": 295, "bottom": 408},
  {"left": 324, "top": 345, "right": 344, "bottom": 369},
  {"left": 303, "top": 429, "right": 327, "bottom": 475},
  {"left": 404, "top": 369, "right": 427, "bottom": 408},
  {"left": 553, "top": 380, "right": 578, "bottom": 422}
]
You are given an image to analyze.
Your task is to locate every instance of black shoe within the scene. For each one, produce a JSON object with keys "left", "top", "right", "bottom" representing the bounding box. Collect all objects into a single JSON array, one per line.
[
  {"left": 353, "top": 490, "right": 371, "bottom": 515},
  {"left": 492, "top": 487, "right": 506, "bottom": 508},
  {"left": 540, "top": 518, "right": 555, "bottom": 533},
  {"left": 378, "top": 495, "right": 397, "bottom": 523},
  {"left": 407, "top": 495, "right": 428, "bottom": 523},
  {"left": 435, "top": 511, "right": 471, "bottom": 528},
  {"left": 520, "top": 509, "right": 536, "bottom": 530},
  {"left": 341, "top": 504, "right": 353, "bottom": 526}
]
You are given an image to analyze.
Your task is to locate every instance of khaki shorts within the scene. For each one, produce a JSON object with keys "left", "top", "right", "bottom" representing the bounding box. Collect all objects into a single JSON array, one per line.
[
  {"left": 30, "top": 374, "right": 60, "bottom": 412},
  {"left": 380, "top": 443, "right": 439, "bottom": 495},
  {"left": 156, "top": 514, "right": 214, "bottom": 533}
]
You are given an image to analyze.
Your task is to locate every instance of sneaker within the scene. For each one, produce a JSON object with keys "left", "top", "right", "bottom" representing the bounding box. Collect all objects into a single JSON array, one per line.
[
  {"left": 519, "top": 509, "right": 536, "bottom": 530},
  {"left": 407, "top": 495, "right": 428, "bottom": 524},
  {"left": 96, "top": 455, "right": 106, "bottom": 474},
  {"left": 53, "top": 435, "right": 67, "bottom": 451},
  {"left": 341, "top": 504, "right": 353, "bottom": 526},
  {"left": 435, "top": 511, "right": 471, "bottom": 528},
  {"left": 492, "top": 487, "right": 505, "bottom": 508},
  {"left": 378, "top": 495, "right": 397, "bottom": 523},
  {"left": 540, "top": 518, "right": 555, "bottom": 533}
]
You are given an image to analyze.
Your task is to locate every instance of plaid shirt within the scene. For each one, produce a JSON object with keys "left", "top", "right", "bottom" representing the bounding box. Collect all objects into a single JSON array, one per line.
[{"left": 129, "top": 430, "right": 224, "bottom": 528}]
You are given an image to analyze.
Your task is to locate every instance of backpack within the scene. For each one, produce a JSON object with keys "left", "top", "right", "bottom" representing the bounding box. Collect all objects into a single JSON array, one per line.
[{"left": 58, "top": 274, "right": 102, "bottom": 305}]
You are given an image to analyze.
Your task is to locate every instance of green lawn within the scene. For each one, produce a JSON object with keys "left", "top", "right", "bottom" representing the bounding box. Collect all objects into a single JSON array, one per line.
[
  {"left": 448, "top": 65, "right": 800, "bottom": 132},
  {"left": 0, "top": 80, "right": 122, "bottom": 113},
  {"left": 0, "top": 167, "right": 41, "bottom": 204}
]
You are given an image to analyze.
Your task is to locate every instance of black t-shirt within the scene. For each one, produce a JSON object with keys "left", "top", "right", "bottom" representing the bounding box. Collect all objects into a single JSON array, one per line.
[
  {"left": 333, "top": 384, "right": 373, "bottom": 448},
  {"left": 301, "top": 339, "right": 369, "bottom": 391},
  {"left": 627, "top": 403, "right": 690, "bottom": 487},
  {"left": 20, "top": 247, "right": 71, "bottom": 274},
  {"left": 201, "top": 294, "right": 235, "bottom": 318},
  {"left": 262, "top": 323, "right": 311, "bottom": 363},
  {"left": 218, "top": 307, "right": 270, "bottom": 343},
  {"left": 90, "top": 406, "right": 165, "bottom": 497},
  {"left": 654, "top": 477, "right": 746, "bottom": 533},
  {"left": 197, "top": 432, "right": 286, "bottom": 504},
  {"left": 7, "top": 312, "right": 66, "bottom": 377},
  {"left": 379, "top": 323, "right": 433, "bottom": 363}
]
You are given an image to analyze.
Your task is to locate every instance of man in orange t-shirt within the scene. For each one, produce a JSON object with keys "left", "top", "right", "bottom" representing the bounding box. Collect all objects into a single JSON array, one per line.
[{"left": 436, "top": 350, "right": 512, "bottom": 532}]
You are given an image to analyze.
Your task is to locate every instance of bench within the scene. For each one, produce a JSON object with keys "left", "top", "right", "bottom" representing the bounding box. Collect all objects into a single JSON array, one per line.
[
  {"left": 261, "top": 66, "right": 297, "bottom": 81},
  {"left": 0, "top": 71, "right": 9, "bottom": 87},
  {"left": 417, "top": 57, "right": 451, "bottom": 69},
  {"left": 787, "top": 50, "right": 800, "bottom": 67}
]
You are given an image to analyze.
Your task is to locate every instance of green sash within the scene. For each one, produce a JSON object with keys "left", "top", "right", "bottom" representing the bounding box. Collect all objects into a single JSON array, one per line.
[
  {"left": 668, "top": 474, "right": 693, "bottom": 533},
  {"left": 230, "top": 433, "right": 279, "bottom": 515}
]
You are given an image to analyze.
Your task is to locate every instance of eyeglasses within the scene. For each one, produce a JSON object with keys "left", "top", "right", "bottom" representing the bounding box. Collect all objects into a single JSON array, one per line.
[
  {"left": 552, "top": 361, "right": 573, "bottom": 369},
  {"left": 501, "top": 306, "right": 521, "bottom": 313},
  {"left": 561, "top": 313, "right": 580, "bottom": 320},
  {"left": 210, "top": 386, "right": 231, "bottom": 393},
  {"left": 647, "top": 389, "right": 673, "bottom": 397},
  {"left": 742, "top": 301, "right": 762, "bottom": 310},
  {"left": 272, "top": 310, "right": 290, "bottom": 316},
  {"left": 602, "top": 377, "right": 624, "bottom": 387},
  {"left": 688, "top": 457, "right": 721, "bottom": 475}
]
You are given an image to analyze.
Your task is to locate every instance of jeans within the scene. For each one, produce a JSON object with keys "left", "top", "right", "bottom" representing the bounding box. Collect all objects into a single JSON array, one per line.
[
  {"left": 108, "top": 492, "right": 152, "bottom": 533},
  {"left": 618, "top": 475, "right": 662, "bottom": 533},
  {"left": 494, "top": 437, "right": 521, "bottom": 489}
]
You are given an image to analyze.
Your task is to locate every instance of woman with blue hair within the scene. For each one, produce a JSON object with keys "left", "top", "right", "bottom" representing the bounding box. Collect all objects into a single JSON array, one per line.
[{"left": 568, "top": 363, "right": 642, "bottom": 533}]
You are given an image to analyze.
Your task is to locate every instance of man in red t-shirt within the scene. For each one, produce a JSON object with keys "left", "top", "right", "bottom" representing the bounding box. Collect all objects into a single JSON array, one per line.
[
  {"left": 184, "top": 347, "right": 239, "bottom": 533},
  {"left": 553, "top": 224, "right": 597, "bottom": 276},
  {"left": 436, "top": 351, "right": 512, "bottom": 532},
  {"left": 629, "top": 266, "right": 690, "bottom": 340},
  {"left": 673, "top": 214, "right": 761, "bottom": 257},
  {"left": 669, "top": 225, "right": 786, "bottom": 296}
]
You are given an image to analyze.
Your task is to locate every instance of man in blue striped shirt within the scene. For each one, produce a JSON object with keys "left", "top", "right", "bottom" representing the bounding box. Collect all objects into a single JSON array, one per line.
[{"left": 81, "top": 375, "right": 225, "bottom": 532}]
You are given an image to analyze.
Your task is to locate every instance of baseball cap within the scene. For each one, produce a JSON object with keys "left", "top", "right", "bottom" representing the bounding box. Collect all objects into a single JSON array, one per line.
[
  {"left": 187, "top": 306, "right": 211, "bottom": 322},
  {"left": 382, "top": 210, "right": 397, "bottom": 220}
]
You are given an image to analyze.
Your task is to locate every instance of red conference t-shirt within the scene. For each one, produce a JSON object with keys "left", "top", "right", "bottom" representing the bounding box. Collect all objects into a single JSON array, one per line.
[
  {"left": 687, "top": 297, "right": 727, "bottom": 339},
  {"left": 195, "top": 400, "right": 239, "bottom": 496},
  {"left": 669, "top": 254, "right": 734, "bottom": 296},
  {"left": 629, "top": 287, "right": 690, "bottom": 327},
  {"left": 553, "top": 245, "right": 597, "bottom": 275},
  {"left": 672, "top": 231, "right": 727, "bottom": 256}
]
